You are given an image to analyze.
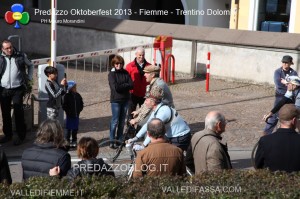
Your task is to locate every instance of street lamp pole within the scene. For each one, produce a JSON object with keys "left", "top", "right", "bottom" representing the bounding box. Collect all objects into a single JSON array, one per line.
[{"left": 50, "top": 0, "right": 57, "bottom": 67}]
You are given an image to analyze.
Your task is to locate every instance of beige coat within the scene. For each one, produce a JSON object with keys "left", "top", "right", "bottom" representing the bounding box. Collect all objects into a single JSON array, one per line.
[{"left": 191, "top": 129, "right": 232, "bottom": 174}]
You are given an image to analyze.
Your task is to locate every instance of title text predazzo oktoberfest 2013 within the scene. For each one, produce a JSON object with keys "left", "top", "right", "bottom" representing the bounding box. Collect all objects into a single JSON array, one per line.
[{"left": 34, "top": 8, "right": 230, "bottom": 16}]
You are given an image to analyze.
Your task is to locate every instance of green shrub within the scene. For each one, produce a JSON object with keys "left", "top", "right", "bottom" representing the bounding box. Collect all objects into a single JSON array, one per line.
[{"left": 1, "top": 170, "right": 300, "bottom": 198}]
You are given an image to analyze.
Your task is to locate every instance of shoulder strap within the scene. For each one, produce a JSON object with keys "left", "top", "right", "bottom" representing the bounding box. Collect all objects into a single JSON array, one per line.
[
  {"left": 192, "top": 134, "right": 219, "bottom": 155},
  {"left": 154, "top": 105, "right": 173, "bottom": 124},
  {"left": 293, "top": 89, "right": 300, "bottom": 102}
]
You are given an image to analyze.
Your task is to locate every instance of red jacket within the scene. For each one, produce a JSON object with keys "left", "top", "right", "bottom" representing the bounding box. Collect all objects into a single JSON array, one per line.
[{"left": 125, "top": 59, "right": 150, "bottom": 97}]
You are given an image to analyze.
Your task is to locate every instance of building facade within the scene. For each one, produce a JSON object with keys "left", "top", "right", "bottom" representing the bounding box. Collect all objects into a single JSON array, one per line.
[{"left": 230, "top": 0, "right": 300, "bottom": 33}]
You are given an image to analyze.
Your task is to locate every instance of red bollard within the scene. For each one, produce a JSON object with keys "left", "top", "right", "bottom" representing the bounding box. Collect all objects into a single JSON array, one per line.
[{"left": 206, "top": 52, "right": 211, "bottom": 92}]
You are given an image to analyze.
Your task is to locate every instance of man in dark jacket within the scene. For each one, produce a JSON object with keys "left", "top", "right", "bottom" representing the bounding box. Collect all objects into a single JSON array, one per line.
[
  {"left": 0, "top": 40, "right": 33, "bottom": 145},
  {"left": 256, "top": 104, "right": 300, "bottom": 172}
]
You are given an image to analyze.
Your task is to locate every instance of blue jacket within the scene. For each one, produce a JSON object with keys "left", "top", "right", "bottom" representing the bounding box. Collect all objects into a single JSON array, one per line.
[
  {"left": 136, "top": 103, "right": 190, "bottom": 146},
  {"left": 274, "top": 67, "right": 298, "bottom": 95}
]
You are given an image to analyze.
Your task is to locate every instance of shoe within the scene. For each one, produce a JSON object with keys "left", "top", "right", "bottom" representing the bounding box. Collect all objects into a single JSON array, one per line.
[
  {"left": 70, "top": 141, "right": 77, "bottom": 148},
  {"left": 13, "top": 137, "right": 23, "bottom": 146},
  {"left": 0, "top": 136, "right": 12, "bottom": 144},
  {"left": 109, "top": 144, "right": 117, "bottom": 149}
]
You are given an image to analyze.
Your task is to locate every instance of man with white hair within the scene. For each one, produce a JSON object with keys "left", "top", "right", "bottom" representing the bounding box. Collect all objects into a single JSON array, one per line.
[
  {"left": 256, "top": 104, "right": 300, "bottom": 172},
  {"left": 185, "top": 111, "right": 232, "bottom": 174},
  {"left": 125, "top": 47, "right": 150, "bottom": 119}
]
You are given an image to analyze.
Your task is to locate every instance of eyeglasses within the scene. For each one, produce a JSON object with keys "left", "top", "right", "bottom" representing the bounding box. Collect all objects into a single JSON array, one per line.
[
  {"left": 222, "top": 119, "right": 229, "bottom": 125},
  {"left": 282, "top": 62, "right": 290, "bottom": 64},
  {"left": 115, "top": 62, "right": 123, "bottom": 65}
]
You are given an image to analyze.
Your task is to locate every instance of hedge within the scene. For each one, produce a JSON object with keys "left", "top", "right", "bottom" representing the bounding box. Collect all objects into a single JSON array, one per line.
[{"left": 1, "top": 170, "right": 300, "bottom": 198}]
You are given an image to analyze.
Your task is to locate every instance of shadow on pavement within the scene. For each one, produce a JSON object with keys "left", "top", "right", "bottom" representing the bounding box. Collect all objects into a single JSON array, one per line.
[
  {"left": 79, "top": 116, "right": 111, "bottom": 133},
  {"left": 231, "top": 158, "right": 253, "bottom": 169},
  {"left": 189, "top": 122, "right": 205, "bottom": 135}
]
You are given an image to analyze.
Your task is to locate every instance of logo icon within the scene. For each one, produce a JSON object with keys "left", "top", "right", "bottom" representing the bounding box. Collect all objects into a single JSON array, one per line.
[{"left": 5, "top": 4, "right": 30, "bottom": 29}]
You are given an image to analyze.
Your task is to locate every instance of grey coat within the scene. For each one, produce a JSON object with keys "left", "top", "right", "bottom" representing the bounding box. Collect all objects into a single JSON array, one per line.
[{"left": 191, "top": 129, "right": 232, "bottom": 174}]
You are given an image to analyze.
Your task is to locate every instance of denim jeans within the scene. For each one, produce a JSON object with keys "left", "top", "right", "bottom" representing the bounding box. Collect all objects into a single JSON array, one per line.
[
  {"left": 110, "top": 101, "right": 128, "bottom": 142},
  {"left": 263, "top": 94, "right": 283, "bottom": 134}
]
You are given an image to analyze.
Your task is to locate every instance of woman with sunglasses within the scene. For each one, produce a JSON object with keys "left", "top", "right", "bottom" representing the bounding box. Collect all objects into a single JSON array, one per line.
[{"left": 108, "top": 55, "right": 133, "bottom": 148}]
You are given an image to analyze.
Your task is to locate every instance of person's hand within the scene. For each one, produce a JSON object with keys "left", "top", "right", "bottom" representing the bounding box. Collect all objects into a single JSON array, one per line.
[
  {"left": 133, "top": 144, "right": 144, "bottom": 151},
  {"left": 281, "top": 78, "right": 287, "bottom": 85},
  {"left": 131, "top": 111, "right": 138, "bottom": 118},
  {"left": 129, "top": 119, "right": 137, "bottom": 126},
  {"left": 49, "top": 166, "right": 60, "bottom": 176},
  {"left": 127, "top": 137, "right": 138, "bottom": 144},
  {"left": 60, "top": 78, "right": 67, "bottom": 86},
  {"left": 263, "top": 112, "right": 273, "bottom": 122},
  {"left": 287, "top": 83, "right": 294, "bottom": 91}
]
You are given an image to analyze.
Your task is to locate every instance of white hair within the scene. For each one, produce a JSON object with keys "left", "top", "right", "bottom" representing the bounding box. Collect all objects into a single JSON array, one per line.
[
  {"left": 135, "top": 47, "right": 145, "bottom": 54},
  {"left": 205, "top": 112, "right": 225, "bottom": 130}
]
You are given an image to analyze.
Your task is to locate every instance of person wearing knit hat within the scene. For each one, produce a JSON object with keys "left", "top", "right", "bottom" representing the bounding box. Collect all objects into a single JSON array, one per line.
[
  {"left": 127, "top": 86, "right": 191, "bottom": 151},
  {"left": 67, "top": 80, "right": 76, "bottom": 91},
  {"left": 62, "top": 80, "right": 84, "bottom": 148}
]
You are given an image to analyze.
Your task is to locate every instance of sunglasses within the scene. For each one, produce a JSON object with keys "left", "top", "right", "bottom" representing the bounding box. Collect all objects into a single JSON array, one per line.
[
  {"left": 115, "top": 62, "right": 124, "bottom": 65},
  {"left": 282, "top": 62, "right": 290, "bottom": 64}
]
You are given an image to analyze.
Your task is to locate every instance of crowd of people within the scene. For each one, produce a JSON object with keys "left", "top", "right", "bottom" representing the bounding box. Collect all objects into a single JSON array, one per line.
[{"left": 0, "top": 39, "right": 300, "bottom": 184}]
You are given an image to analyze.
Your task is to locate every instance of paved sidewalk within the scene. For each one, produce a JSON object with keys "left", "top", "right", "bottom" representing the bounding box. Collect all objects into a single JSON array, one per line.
[{"left": 1, "top": 69, "right": 273, "bottom": 182}]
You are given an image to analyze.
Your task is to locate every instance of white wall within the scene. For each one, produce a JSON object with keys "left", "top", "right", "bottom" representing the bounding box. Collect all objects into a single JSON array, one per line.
[
  {"left": 199, "top": 0, "right": 231, "bottom": 28},
  {"left": 1, "top": 20, "right": 299, "bottom": 85},
  {"left": 196, "top": 43, "right": 299, "bottom": 84}
]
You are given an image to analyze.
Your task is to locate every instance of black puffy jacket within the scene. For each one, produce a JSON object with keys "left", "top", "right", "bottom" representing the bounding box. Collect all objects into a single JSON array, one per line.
[
  {"left": 21, "top": 143, "right": 71, "bottom": 180},
  {"left": 66, "top": 158, "right": 115, "bottom": 179},
  {"left": 63, "top": 91, "right": 84, "bottom": 117},
  {"left": 108, "top": 68, "right": 133, "bottom": 103}
]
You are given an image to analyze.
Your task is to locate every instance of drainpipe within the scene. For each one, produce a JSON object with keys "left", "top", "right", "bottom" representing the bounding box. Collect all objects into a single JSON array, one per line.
[{"left": 232, "top": 0, "right": 239, "bottom": 29}]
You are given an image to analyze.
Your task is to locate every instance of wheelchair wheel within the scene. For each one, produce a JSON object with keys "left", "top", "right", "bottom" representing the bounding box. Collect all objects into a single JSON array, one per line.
[
  {"left": 98, "top": 139, "right": 133, "bottom": 177},
  {"left": 251, "top": 141, "right": 259, "bottom": 169}
]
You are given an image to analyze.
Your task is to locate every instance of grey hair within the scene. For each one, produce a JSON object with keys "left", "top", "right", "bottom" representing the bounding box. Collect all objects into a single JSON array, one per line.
[
  {"left": 205, "top": 112, "right": 225, "bottom": 130},
  {"left": 35, "top": 119, "right": 65, "bottom": 148},
  {"left": 135, "top": 47, "right": 145, "bottom": 54}
]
